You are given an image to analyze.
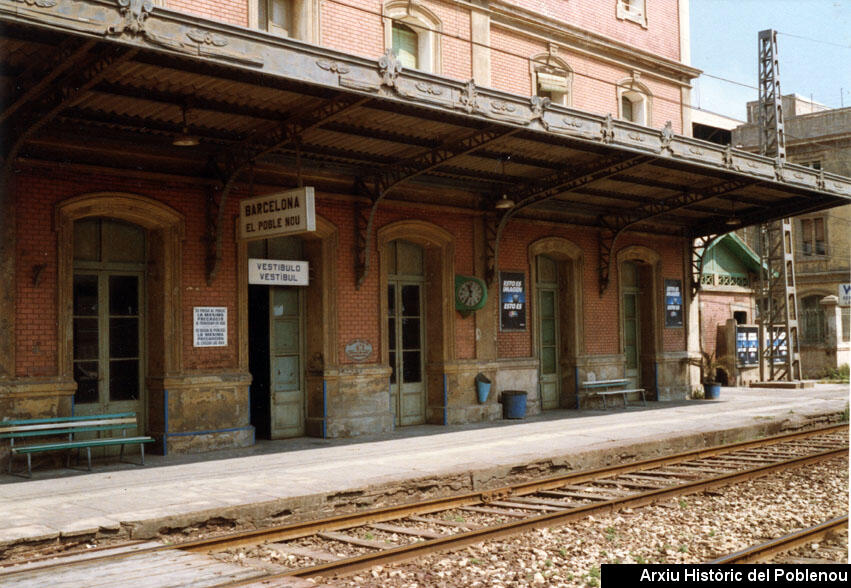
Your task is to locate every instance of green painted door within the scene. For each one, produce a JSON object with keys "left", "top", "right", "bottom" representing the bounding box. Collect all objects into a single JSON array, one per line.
[
  {"left": 536, "top": 255, "right": 559, "bottom": 410},
  {"left": 387, "top": 240, "right": 425, "bottom": 426},
  {"left": 622, "top": 261, "right": 640, "bottom": 384},
  {"left": 269, "top": 286, "right": 304, "bottom": 438},
  {"left": 265, "top": 236, "right": 306, "bottom": 439}
]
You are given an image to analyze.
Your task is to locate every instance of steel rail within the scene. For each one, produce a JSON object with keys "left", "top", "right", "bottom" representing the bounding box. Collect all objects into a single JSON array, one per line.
[
  {"left": 179, "top": 423, "right": 848, "bottom": 553},
  {"left": 0, "top": 424, "right": 844, "bottom": 579},
  {"left": 219, "top": 446, "right": 846, "bottom": 584},
  {"left": 710, "top": 515, "right": 849, "bottom": 564}
]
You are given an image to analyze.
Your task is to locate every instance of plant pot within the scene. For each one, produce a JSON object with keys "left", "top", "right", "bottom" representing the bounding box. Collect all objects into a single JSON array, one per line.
[
  {"left": 703, "top": 382, "right": 721, "bottom": 399},
  {"left": 475, "top": 373, "right": 491, "bottom": 404}
]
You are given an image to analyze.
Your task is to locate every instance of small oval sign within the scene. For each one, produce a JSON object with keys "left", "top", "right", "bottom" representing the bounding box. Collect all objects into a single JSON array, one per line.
[{"left": 345, "top": 339, "right": 373, "bottom": 362}]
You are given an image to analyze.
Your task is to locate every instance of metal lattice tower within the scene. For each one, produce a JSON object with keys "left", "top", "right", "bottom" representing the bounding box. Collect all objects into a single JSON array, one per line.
[
  {"left": 757, "top": 30, "right": 786, "bottom": 161},
  {"left": 756, "top": 29, "right": 800, "bottom": 382},
  {"left": 757, "top": 220, "right": 801, "bottom": 381}
]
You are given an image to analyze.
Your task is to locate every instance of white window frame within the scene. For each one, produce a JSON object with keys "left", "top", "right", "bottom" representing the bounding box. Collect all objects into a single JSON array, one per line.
[
  {"left": 617, "top": 0, "right": 648, "bottom": 28},
  {"left": 383, "top": 0, "right": 442, "bottom": 74},
  {"left": 249, "top": 0, "right": 320, "bottom": 43},
  {"left": 617, "top": 78, "right": 652, "bottom": 126},
  {"left": 530, "top": 53, "right": 573, "bottom": 107}
]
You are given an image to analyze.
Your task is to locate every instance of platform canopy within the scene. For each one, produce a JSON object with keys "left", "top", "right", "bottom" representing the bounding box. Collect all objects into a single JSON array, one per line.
[{"left": 2, "top": 1, "right": 850, "bottom": 289}]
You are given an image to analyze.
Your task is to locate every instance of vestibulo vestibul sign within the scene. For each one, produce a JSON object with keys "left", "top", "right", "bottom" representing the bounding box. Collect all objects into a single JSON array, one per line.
[
  {"left": 239, "top": 187, "right": 316, "bottom": 241},
  {"left": 248, "top": 259, "right": 309, "bottom": 286}
]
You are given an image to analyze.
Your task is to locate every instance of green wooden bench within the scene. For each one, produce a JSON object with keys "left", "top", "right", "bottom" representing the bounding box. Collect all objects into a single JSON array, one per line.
[
  {"left": 581, "top": 378, "right": 646, "bottom": 409},
  {"left": 0, "top": 412, "right": 154, "bottom": 478}
]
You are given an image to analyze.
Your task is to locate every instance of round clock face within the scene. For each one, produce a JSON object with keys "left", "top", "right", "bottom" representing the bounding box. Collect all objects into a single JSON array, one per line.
[{"left": 458, "top": 280, "right": 484, "bottom": 306}]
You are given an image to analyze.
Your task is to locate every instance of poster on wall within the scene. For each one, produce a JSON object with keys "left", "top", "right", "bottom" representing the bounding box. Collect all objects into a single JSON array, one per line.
[
  {"left": 736, "top": 325, "right": 759, "bottom": 366},
  {"left": 664, "top": 279, "right": 683, "bottom": 327},
  {"left": 500, "top": 271, "right": 526, "bottom": 331},
  {"left": 768, "top": 328, "right": 788, "bottom": 364},
  {"left": 193, "top": 307, "right": 227, "bottom": 347}
]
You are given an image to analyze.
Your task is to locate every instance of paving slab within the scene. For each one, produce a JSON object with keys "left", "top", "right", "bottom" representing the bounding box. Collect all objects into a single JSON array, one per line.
[{"left": 0, "top": 384, "right": 847, "bottom": 546}]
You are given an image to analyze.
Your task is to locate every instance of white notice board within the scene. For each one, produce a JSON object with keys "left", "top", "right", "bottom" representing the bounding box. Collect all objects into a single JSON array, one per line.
[{"left": 193, "top": 307, "right": 227, "bottom": 347}]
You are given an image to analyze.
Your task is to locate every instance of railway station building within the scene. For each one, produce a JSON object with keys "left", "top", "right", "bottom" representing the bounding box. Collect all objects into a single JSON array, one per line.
[{"left": 1, "top": 1, "right": 849, "bottom": 463}]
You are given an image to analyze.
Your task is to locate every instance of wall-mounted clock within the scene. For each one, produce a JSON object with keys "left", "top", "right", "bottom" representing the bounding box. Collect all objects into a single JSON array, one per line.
[{"left": 454, "top": 275, "right": 487, "bottom": 315}]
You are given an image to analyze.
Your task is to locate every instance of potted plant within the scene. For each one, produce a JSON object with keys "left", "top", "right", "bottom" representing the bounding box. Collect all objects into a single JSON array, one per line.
[{"left": 689, "top": 351, "right": 722, "bottom": 399}]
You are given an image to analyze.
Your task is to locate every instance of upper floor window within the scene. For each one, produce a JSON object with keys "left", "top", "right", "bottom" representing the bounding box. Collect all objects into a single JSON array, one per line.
[
  {"left": 259, "top": 0, "right": 293, "bottom": 37},
  {"left": 383, "top": 1, "right": 441, "bottom": 73},
  {"left": 617, "top": 78, "right": 651, "bottom": 126},
  {"left": 800, "top": 217, "right": 826, "bottom": 256},
  {"left": 617, "top": 0, "right": 647, "bottom": 27},
  {"left": 251, "top": 0, "right": 318, "bottom": 43},
  {"left": 392, "top": 23, "right": 419, "bottom": 69},
  {"left": 531, "top": 53, "right": 572, "bottom": 107}
]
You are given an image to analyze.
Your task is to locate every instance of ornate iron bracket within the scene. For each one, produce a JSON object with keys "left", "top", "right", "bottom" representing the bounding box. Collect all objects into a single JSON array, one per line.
[
  {"left": 353, "top": 126, "right": 517, "bottom": 289},
  {"left": 595, "top": 177, "right": 755, "bottom": 295},
  {"left": 489, "top": 154, "right": 652, "bottom": 291},
  {"left": 689, "top": 233, "right": 719, "bottom": 296}
]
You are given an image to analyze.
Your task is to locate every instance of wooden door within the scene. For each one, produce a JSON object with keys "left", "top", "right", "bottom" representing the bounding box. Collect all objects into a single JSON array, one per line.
[
  {"left": 269, "top": 286, "right": 305, "bottom": 438},
  {"left": 536, "top": 255, "right": 559, "bottom": 410},
  {"left": 387, "top": 240, "right": 426, "bottom": 426},
  {"left": 622, "top": 261, "right": 641, "bottom": 385}
]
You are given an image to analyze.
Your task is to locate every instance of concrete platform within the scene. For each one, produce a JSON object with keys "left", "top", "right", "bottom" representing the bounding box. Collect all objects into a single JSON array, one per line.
[{"left": 1, "top": 384, "right": 848, "bottom": 548}]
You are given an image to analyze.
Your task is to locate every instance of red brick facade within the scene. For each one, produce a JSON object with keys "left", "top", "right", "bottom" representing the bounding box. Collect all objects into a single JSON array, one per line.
[{"left": 3, "top": 0, "right": 695, "bottom": 453}]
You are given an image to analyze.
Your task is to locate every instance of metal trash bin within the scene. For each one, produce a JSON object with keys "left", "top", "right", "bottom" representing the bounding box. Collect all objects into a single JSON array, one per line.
[{"left": 502, "top": 390, "right": 527, "bottom": 419}]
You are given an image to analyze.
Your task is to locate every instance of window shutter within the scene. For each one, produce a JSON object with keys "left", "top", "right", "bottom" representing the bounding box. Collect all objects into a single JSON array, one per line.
[
  {"left": 536, "top": 72, "right": 568, "bottom": 93},
  {"left": 392, "top": 24, "right": 419, "bottom": 69}
]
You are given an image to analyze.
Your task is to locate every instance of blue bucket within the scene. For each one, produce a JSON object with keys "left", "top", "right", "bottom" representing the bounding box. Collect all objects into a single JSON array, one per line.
[
  {"left": 704, "top": 382, "right": 721, "bottom": 399},
  {"left": 475, "top": 373, "right": 491, "bottom": 404},
  {"left": 502, "top": 390, "right": 527, "bottom": 419}
]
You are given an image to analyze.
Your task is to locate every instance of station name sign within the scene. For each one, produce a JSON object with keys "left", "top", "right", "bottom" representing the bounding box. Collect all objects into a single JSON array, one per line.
[
  {"left": 239, "top": 187, "right": 315, "bottom": 241},
  {"left": 248, "top": 259, "right": 309, "bottom": 286}
]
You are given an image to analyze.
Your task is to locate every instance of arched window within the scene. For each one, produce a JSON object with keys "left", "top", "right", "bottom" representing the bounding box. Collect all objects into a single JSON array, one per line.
[
  {"left": 530, "top": 53, "right": 572, "bottom": 107},
  {"left": 617, "top": 77, "right": 652, "bottom": 126},
  {"left": 383, "top": 1, "right": 442, "bottom": 73}
]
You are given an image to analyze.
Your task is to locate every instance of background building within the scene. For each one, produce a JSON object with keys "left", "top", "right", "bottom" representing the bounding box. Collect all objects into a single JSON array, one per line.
[{"left": 733, "top": 95, "right": 851, "bottom": 377}]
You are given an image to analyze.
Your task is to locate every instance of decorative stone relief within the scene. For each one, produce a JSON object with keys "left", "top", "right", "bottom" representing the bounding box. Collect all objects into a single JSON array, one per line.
[
  {"left": 186, "top": 29, "right": 228, "bottom": 47},
  {"left": 378, "top": 50, "right": 402, "bottom": 90},
  {"left": 490, "top": 100, "right": 516, "bottom": 114},
  {"left": 15, "top": 0, "right": 58, "bottom": 7},
  {"left": 457, "top": 79, "right": 478, "bottom": 114},
  {"left": 414, "top": 81, "right": 443, "bottom": 96},
  {"left": 601, "top": 114, "right": 614, "bottom": 143},
  {"left": 660, "top": 120, "right": 674, "bottom": 152},
  {"left": 108, "top": 0, "right": 154, "bottom": 37},
  {"left": 316, "top": 60, "right": 351, "bottom": 76},
  {"left": 529, "top": 95, "right": 549, "bottom": 129}
]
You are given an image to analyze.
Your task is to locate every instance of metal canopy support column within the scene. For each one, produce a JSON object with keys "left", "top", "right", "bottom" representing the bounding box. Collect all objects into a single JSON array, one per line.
[
  {"left": 758, "top": 219, "right": 802, "bottom": 381},
  {"left": 205, "top": 94, "right": 369, "bottom": 284},
  {"left": 355, "top": 126, "right": 516, "bottom": 288},
  {"left": 487, "top": 154, "right": 652, "bottom": 286},
  {"left": 756, "top": 29, "right": 800, "bottom": 381}
]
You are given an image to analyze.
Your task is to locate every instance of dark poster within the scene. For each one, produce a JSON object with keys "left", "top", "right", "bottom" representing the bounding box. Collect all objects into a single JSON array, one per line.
[
  {"left": 664, "top": 279, "right": 683, "bottom": 327},
  {"left": 736, "top": 325, "right": 759, "bottom": 366},
  {"left": 500, "top": 272, "right": 526, "bottom": 331}
]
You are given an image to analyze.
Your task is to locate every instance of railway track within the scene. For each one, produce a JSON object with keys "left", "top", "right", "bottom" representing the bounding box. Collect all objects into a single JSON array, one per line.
[
  {"left": 1, "top": 424, "right": 846, "bottom": 587},
  {"left": 711, "top": 515, "right": 848, "bottom": 564}
]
